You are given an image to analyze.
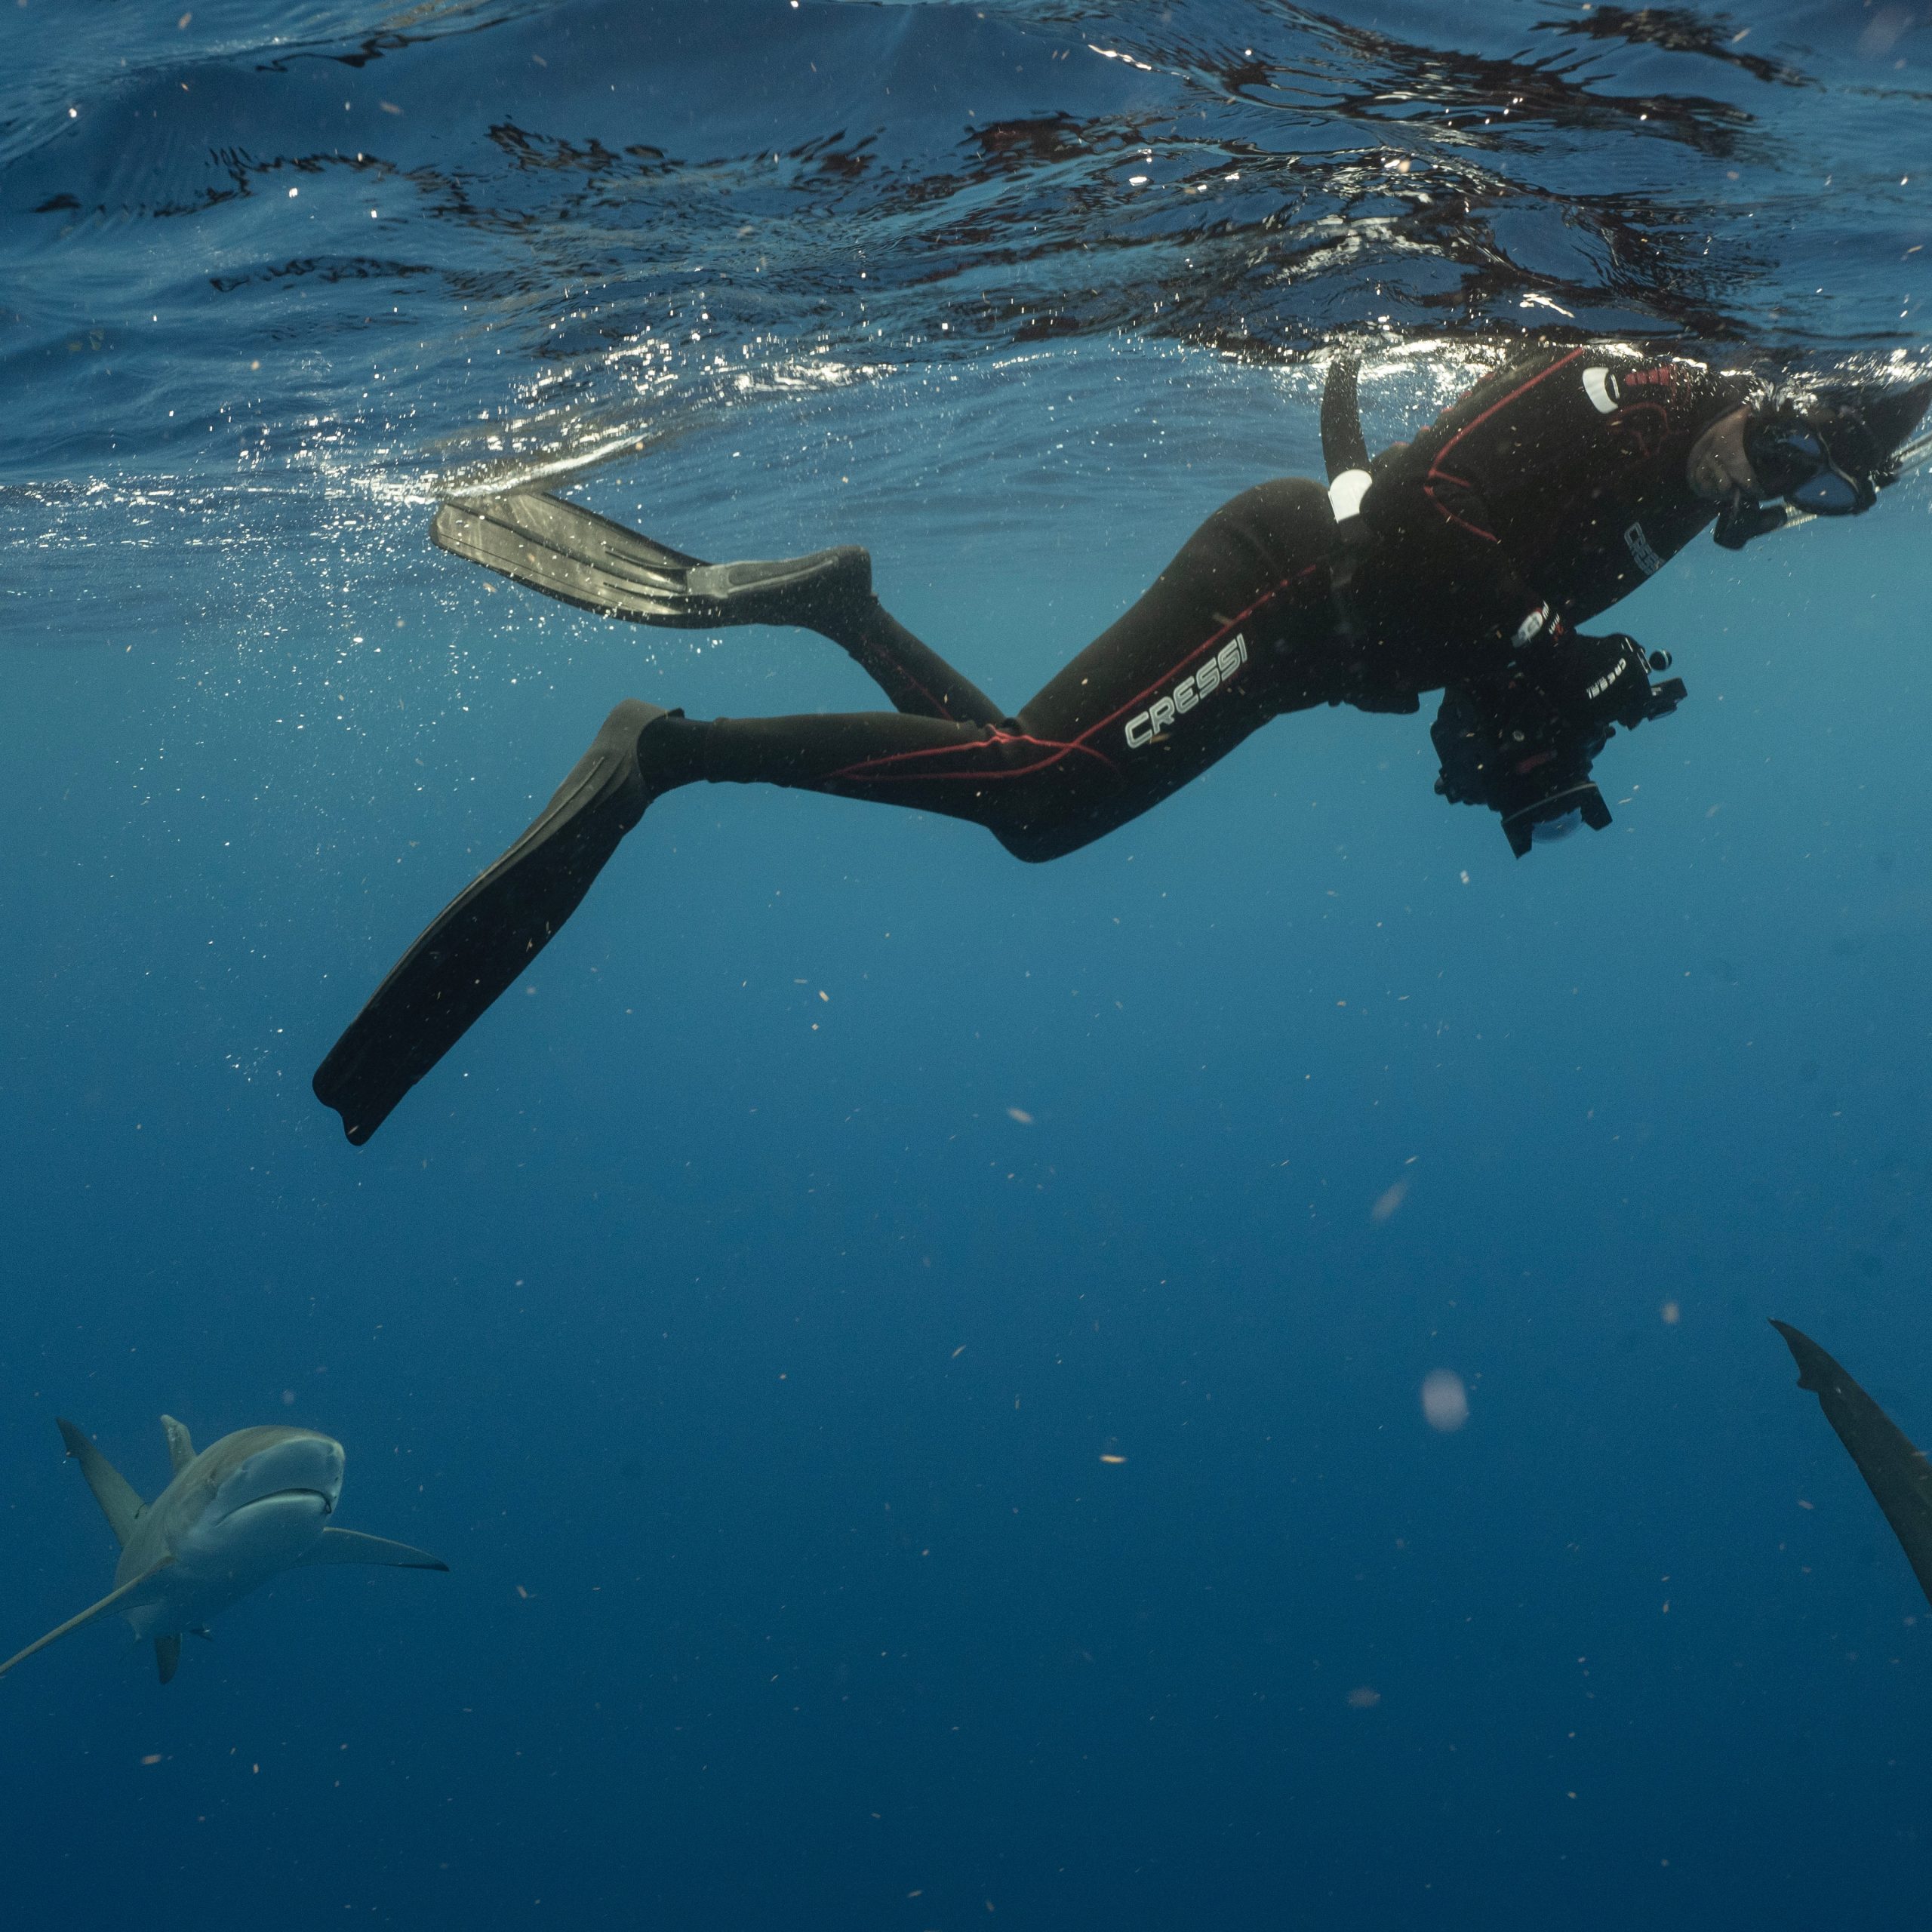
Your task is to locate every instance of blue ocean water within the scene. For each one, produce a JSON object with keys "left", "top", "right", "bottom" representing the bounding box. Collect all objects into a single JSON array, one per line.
[{"left": 3, "top": 0, "right": 1931, "bottom": 1924}]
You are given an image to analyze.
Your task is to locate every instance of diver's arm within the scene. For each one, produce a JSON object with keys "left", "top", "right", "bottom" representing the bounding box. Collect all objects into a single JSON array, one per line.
[
  {"left": 1398, "top": 466, "right": 1562, "bottom": 653},
  {"left": 1410, "top": 472, "right": 1662, "bottom": 722}
]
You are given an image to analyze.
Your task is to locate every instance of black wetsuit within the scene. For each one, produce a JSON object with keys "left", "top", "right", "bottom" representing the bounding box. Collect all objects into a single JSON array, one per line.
[{"left": 648, "top": 342, "right": 1749, "bottom": 860}]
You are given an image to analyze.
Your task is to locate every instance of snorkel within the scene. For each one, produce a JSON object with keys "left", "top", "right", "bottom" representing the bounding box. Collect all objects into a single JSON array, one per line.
[{"left": 1712, "top": 494, "right": 1790, "bottom": 550}]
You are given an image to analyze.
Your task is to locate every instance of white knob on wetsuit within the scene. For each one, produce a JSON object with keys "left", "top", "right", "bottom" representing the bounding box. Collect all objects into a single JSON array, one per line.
[{"left": 1328, "top": 469, "right": 1373, "bottom": 522}]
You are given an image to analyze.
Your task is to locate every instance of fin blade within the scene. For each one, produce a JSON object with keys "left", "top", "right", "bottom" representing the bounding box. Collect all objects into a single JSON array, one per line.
[
  {"left": 297, "top": 1527, "right": 449, "bottom": 1571},
  {"left": 0, "top": 1557, "right": 175, "bottom": 1679},
  {"left": 311, "top": 697, "right": 662, "bottom": 1145},
  {"left": 432, "top": 493, "right": 710, "bottom": 623},
  {"left": 160, "top": 1414, "right": 195, "bottom": 1475},
  {"left": 1772, "top": 1319, "right": 1932, "bottom": 1607},
  {"left": 154, "top": 1635, "right": 180, "bottom": 1684},
  {"left": 56, "top": 1419, "right": 146, "bottom": 1548}
]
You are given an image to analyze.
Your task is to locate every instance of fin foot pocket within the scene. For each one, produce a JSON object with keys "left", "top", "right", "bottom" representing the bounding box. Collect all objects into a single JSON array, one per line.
[{"left": 313, "top": 699, "right": 672, "bottom": 1146}]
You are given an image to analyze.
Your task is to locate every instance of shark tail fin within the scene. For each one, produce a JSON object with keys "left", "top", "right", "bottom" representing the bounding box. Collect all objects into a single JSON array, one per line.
[
  {"left": 297, "top": 1527, "right": 450, "bottom": 1571},
  {"left": 0, "top": 1557, "right": 174, "bottom": 1679},
  {"left": 160, "top": 1415, "right": 195, "bottom": 1475},
  {"left": 154, "top": 1635, "right": 180, "bottom": 1684},
  {"left": 56, "top": 1419, "right": 146, "bottom": 1548}
]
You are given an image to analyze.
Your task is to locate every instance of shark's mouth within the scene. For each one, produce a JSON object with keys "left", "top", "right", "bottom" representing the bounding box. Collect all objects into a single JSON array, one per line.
[{"left": 227, "top": 1487, "right": 336, "bottom": 1518}]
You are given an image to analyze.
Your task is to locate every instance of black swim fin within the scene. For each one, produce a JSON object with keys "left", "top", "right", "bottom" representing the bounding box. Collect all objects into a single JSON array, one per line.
[
  {"left": 1771, "top": 1318, "right": 1932, "bottom": 1609},
  {"left": 314, "top": 698, "right": 671, "bottom": 1146},
  {"left": 431, "top": 491, "right": 871, "bottom": 629}
]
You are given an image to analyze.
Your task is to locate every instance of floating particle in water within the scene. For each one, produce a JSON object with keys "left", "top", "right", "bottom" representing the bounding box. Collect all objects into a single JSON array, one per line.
[
  {"left": 1346, "top": 1687, "right": 1381, "bottom": 1709},
  {"left": 1660, "top": 1301, "right": 1681, "bottom": 1325},
  {"left": 1371, "top": 1177, "right": 1409, "bottom": 1223},
  {"left": 1421, "top": 1369, "right": 1469, "bottom": 1432},
  {"left": 1859, "top": 6, "right": 1913, "bottom": 58},
  {"left": 1007, "top": 1106, "right": 1033, "bottom": 1124},
  {"left": 1100, "top": 1438, "right": 1127, "bottom": 1465}
]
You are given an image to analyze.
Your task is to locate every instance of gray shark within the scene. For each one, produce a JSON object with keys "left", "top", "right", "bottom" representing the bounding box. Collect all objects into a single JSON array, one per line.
[{"left": 0, "top": 1415, "right": 448, "bottom": 1684}]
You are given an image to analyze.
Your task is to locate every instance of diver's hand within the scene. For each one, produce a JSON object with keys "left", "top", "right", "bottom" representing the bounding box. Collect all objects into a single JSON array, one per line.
[{"left": 1549, "top": 631, "right": 1654, "bottom": 730}]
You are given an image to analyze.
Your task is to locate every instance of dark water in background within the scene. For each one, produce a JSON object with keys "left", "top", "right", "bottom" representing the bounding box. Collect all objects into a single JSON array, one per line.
[{"left": 3, "top": 2, "right": 1932, "bottom": 1926}]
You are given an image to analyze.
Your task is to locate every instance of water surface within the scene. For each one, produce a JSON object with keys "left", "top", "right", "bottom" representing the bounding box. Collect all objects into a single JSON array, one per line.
[{"left": 3, "top": 3, "right": 1930, "bottom": 1927}]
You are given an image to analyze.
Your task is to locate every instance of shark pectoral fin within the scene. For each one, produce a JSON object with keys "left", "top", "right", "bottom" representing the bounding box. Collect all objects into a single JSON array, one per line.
[
  {"left": 154, "top": 1635, "right": 181, "bottom": 1685},
  {"left": 160, "top": 1414, "right": 195, "bottom": 1475},
  {"left": 56, "top": 1418, "right": 147, "bottom": 1549},
  {"left": 0, "top": 1556, "right": 176, "bottom": 1680},
  {"left": 299, "top": 1527, "right": 450, "bottom": 1572}
]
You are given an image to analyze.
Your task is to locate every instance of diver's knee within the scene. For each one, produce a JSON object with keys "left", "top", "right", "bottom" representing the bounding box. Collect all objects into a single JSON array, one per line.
[
  {"left": 997, "top": 836, "right": 1060, "bottom": 866},
  {"left": 994, "top": 820, "right": 1092, "bottom": 865}
]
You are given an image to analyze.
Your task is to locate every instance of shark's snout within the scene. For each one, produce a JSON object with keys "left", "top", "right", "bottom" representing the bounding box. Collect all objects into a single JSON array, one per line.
[{"left": 214, "top": 1433, "right": 346, "bottom": 1523}]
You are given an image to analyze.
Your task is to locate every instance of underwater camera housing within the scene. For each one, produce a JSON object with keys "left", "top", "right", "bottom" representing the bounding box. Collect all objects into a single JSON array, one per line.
[{"left": 1432, "top": 674, "right": 1687, "bottom": 858}]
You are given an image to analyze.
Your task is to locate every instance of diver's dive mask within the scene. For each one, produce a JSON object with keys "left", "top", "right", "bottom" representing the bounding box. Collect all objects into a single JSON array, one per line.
[
  {"left": 1743, "top": 416, "right": 1878, "bottom": 515},
  {"left": 1715, "top": 380, "right": 1931, "bottom": 549}
]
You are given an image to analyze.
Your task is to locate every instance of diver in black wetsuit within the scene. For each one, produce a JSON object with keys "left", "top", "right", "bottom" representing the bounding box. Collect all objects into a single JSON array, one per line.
[{"left": 314, "top": 343, "right": 1930, "bottom": 1143}]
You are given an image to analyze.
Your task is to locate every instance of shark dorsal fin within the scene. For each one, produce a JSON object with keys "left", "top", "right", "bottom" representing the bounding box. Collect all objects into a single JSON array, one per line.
[
  {"left": 55, "top": 1419, "right": 146, "bottom": 1548},
  {"left": 160, "top": 1414, "right": 195, "bottom": 1475}
]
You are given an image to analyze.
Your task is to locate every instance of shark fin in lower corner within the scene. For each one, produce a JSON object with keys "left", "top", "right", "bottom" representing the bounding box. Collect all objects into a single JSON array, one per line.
[
  {"left": 0, "top": 1556, "right": 175, "bottom": 1679},
  {"left": 1771, "top": 1318, "right": 1932, "bottom": 1607},
  {"left": 154, "top": 1635, "right": 180, "bottom": 1685},
  {"left": 297, "top": 1527, "right": 449, "bottom": 1571}
]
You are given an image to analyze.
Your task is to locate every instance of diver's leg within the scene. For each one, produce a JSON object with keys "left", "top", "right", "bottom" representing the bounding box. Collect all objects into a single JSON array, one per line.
[
  {"left": 1011, "top": 478, "right": 1340, "bottom": 742},
  {"left": 312, "top": 697, "right": 1049, "bottom": 1144},
  {"left": 992, "top": 475, "right": 1345, "bottom": 854},
  {"left": 317, "top": 480, "right": 1344, "bottom": 1142},
  {"left": 808, "top": 597, "right": 1004, "bottom": 726},
  {"left": 432, "top": 493, "right": 1003, "bottom": 723},
  {"left": 662, "top": 477, "right": 1346, "bottom": 861},
  {"left": 659, "top": 708, "right": 1123, "bottom": 855}
]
